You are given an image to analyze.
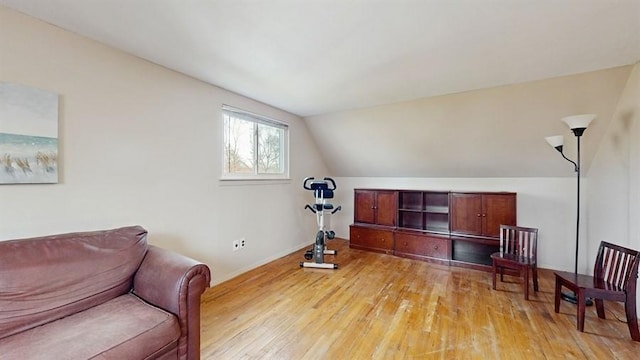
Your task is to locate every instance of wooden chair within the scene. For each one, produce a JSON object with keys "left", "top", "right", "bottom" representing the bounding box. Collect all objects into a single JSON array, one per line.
[
  {"left": 554, "top": 241, "right": 640, "bottom": 341},
  {"left": 490, "top": 225, "right": 539, "bottom": 300}
]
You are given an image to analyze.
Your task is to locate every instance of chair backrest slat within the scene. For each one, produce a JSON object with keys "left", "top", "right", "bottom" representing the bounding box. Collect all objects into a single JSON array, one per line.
[
  {"left": 621, "top": 254, "right": 632, "bottom": 287},
  {"left": 499, "top": 225, "right": 538, "bottom": 259},
  {"left": 605, "top": 247, "right": 617, "bottom": 283}
]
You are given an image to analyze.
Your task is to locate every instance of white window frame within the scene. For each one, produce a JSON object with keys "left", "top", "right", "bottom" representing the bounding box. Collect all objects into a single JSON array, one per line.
[{"left": 221, "top": 105, "right": 290, "bottom": 181}]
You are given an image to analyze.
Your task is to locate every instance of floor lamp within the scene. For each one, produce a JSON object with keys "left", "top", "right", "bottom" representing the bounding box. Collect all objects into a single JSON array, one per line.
[{"left": 545, "top": 114, "right": 596, "bottom": 304}]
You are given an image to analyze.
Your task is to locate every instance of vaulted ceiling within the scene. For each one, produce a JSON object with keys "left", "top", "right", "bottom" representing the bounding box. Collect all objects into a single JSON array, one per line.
[
  {"left": 2, "top": 0, "right": 639, "bottom": 177},
  {"left": 1, "top": 0, "right": 638, "bottom": 117}
]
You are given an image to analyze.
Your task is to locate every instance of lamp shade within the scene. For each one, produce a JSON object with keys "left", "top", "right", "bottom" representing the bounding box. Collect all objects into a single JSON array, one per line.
[
  {"left": 545, "top": 135, "right": 564, "bottom": 148},
  {"left": 562, "top": 114, "right": 596, "bottom": 130}
]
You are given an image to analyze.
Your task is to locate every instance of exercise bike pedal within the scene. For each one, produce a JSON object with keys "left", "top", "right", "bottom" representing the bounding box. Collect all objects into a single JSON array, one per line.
[{"left": 304, "top": 250, "right": 313, "bottom": 260}]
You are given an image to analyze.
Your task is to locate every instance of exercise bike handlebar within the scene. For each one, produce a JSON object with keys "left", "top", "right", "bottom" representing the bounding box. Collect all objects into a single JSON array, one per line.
[
  {"left": 303, "top": 177, "right": 315, "bottom": 190},
  {"left": 302, "top": 176, "right": 337, "bottom": 190},
  {"left": 323, "top": 177, "right": 337, "bottom": 190}
]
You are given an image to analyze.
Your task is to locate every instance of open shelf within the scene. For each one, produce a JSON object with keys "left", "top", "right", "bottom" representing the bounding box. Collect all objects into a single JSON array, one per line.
[
  {"left": 398, "top": 211, "right": 423, "bottom": 229},
  {"left": 425, "top": 205, "right": 448, "bottom": 214},
  {"left": 398, "top": 191, "right": 423, "bottom": 211},
  {"left": 451, "top": 238, "right": 499, "bottom": 266},
  {"left": 425, "top": 213, "right": 449, "bottom": 233},
  {"left": 397, "top": 191, "right": 450, "bottom": 232},
  {"left": 425, "top": 192, "right": 449, "bottom": 212}
]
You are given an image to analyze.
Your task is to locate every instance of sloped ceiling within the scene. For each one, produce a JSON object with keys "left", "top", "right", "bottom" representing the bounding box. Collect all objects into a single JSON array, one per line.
[
  {"left": 1, "top": 1, "right": 639, "bottom": 177},
  {"left": 306, "top": 66, "right": 633, "bottom": 177},
  {"left": 0, "top": 0, "right": 638, "bottom": 117}
]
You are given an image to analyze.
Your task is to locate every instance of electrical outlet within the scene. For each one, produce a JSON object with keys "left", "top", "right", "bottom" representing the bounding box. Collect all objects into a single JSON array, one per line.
[
  {"left": 240, "top": 238, "right": 246, "bottom": 248},
  {"left": 233, "top": 239, "right": 240, "bottom": 252}
]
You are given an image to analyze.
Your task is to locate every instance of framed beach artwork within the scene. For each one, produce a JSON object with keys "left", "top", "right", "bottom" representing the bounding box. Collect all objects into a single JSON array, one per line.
[{"left": 0, "top": 82, "right": 59, "bottom": 184}]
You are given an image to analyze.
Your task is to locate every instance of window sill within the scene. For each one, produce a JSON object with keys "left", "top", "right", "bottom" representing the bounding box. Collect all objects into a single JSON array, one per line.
[{"left": 219, "top": 177, "right": 292, "bottom": 186}]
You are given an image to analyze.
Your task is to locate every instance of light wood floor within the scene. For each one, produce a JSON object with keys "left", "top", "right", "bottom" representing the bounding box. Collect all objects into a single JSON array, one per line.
[{"left": 200, "top": 239, "right": 640, "bottom": 359}]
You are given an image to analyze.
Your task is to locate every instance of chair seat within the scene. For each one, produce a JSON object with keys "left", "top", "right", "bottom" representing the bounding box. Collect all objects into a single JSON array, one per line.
[
  {"left": 554, "top": 270, "right": 624, "bottom": 293},
  {"left": 491, "top": 252, "right": 536, "bottom": 266}
]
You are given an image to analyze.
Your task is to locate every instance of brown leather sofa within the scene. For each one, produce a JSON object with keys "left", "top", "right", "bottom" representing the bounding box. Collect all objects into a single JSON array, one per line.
[{"left": 0, "top": 226, "right": 211, "bottom": 359}]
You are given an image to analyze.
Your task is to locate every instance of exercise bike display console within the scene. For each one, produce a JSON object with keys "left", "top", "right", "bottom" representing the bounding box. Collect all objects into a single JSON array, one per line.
[{"left": 300, "top": 177, "right": 342, "bottom": 269}]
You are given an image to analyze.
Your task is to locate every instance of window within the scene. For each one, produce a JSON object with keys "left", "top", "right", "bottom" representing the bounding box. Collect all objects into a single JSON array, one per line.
[{"left": 222, "top": 105, "right": 289, "bottom": 180}]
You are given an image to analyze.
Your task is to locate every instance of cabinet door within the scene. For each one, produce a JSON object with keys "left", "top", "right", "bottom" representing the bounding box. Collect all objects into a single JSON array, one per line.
[
  {"left": 450, "top": 193, "right": 483, "bottom": 236},
  {"left": 482, "top": 194, "right": 516, "bottom": 237},
  {"left": 375, "top": 191, "right": 397, "bottom": 227},
  {"left": 354, "top": 190, "right": 376, "bottom": 224}
]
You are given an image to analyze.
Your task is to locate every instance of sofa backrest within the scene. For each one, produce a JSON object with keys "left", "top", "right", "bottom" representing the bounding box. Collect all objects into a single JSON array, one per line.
[{"left": 0, "top": 226, "right": 148, "bottom": 339}]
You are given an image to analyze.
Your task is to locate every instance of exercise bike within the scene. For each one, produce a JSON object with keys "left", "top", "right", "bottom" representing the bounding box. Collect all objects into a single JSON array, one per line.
[{"left": 300, "top": 177, "right": 341, "bottom": 269}]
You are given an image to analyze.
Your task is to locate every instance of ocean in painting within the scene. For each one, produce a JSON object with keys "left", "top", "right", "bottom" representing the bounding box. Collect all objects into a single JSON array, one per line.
[{"left": 0, "top": 132, "right": 58, "bottom": 184}]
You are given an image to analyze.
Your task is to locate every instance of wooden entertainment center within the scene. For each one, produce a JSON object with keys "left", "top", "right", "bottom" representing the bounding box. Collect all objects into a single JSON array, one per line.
[{"left": 350, "top": 189, "right": 516, "bottom": 271}]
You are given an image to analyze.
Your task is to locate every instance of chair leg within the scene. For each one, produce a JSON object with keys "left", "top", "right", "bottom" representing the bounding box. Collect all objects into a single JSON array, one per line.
[
  {"left": 523, "top": 266, "right": 529, "bottom": 300},
  {"left": 492, "top": 260, "right": 497, "bottom": 290},
  {"left": 577, "top": 290, "right": 586, "bottom": 332},
  {"left": 595, "top": 298, "right": 605, "bottom": 319},
  {"left": 554, "top": 276, "right": 562, "bottom": 313},
  {"left": 624, "top": 294, "right": 640, "bottom": 341},
  {"left": 532, "top": 265, "right": 539, "bottom": 292}
]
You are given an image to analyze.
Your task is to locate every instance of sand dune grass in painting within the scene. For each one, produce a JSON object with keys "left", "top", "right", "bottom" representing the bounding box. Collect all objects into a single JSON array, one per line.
[{"left": 0, "top": 133, "right": 58, "bottom": 184}]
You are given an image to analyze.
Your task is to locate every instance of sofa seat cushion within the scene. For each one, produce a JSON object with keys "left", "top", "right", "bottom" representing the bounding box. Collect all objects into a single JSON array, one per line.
[{"left": 0, "top": 294, "right": 180, "bottom": 359}]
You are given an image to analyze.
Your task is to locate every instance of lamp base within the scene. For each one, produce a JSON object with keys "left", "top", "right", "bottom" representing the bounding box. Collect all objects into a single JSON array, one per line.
[{"left": 561, "top": 291, "right": 593, "bottom": 306}]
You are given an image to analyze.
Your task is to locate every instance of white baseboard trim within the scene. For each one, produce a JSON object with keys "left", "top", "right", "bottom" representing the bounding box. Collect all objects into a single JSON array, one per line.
[{"left": 210, "top": 242, "right": 312, "bottom": 286}]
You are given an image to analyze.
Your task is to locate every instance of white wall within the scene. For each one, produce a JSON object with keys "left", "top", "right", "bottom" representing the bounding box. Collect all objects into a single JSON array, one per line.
[
  {"left": 587, "top": 63, "right": 640, "bottom": 267},
  {"left": 331, "top": 177, "right": 578, "bottom": 271},
  {"left": 0, "top": 7, "right": 327, "bottom": 284},
  {"left": 587, "top": 62, "right": 639, "bottom": 306}
]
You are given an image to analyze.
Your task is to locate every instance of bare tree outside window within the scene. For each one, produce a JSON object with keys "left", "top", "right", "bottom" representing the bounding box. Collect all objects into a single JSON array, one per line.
[
  {"left": 222, "top": 106, "right": 289, "bottom": 179},
  {"left": 257, "top": 124, "right": 283, "bottom": 174},
  {"left": 223, "top": 115, "right": 253, "bottom": 174}
]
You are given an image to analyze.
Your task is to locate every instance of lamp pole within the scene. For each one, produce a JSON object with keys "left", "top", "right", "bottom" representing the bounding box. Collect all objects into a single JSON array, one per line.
[{"left": 574, "top": 129, "right": 582, "bottom": 276}]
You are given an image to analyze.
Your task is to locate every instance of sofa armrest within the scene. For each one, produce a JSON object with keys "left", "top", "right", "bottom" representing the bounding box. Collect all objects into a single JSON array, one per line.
[{"left": 133, "top": 245, "right": 211, "bottom": 360}]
